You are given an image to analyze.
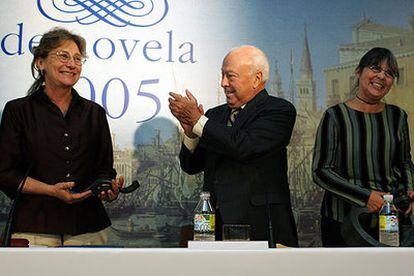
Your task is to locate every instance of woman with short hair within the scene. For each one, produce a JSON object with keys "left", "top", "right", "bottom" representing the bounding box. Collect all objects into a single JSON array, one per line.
[
  {"left": 0, "top": 27, "right": 123, "bottom": 246},
  {"left": 313, "top": 47, "right": 414, "bottom": 246}
]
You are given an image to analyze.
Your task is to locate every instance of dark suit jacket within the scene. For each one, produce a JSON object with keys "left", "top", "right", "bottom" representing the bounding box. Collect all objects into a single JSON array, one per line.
[{"left": 180, "top": 89, "right": 298, "bottom": 246}]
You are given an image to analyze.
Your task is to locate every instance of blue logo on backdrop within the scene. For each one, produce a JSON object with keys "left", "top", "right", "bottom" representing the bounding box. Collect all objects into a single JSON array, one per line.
[
  {"left": 37, "top": 0, "right": 169, "bottom": 27},
  {"left": 1, "top": 0, "right": 194, "bottom": 123}
]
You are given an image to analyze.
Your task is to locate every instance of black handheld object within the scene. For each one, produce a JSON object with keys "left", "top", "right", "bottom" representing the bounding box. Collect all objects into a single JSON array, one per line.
[
  {"left": 119, "top": 180, "right": 140, "bottom": 193},
  {"left": 341, "top": 207, "right": 383, "bottom": 247},
  {"left": 84, "top": 179, "right": 113, "bottom": 196},
  {"left": 84, "top": 179, "right": 140, "bottom": 197},
  {"left": 392, "top": 188, "right": 412, "bottom": 212}
]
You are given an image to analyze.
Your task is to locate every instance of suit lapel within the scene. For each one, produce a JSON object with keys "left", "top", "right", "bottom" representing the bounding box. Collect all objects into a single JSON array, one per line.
[
  {"left": 210, "top": 104, "right": 231, "bottom": 126},
  {"left": 232, "top": 89, "right": 269, "bottom": 128}
]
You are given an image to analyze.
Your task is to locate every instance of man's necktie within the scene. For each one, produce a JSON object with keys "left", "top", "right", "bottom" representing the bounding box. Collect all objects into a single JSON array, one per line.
[{"left": 228, "top": 108, "right": 241, "bottom": 126}]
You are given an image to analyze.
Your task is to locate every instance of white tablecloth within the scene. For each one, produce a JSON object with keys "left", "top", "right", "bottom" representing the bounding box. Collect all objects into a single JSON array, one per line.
[{"left": 1, "top": 247, "right": 413, "bottom": 276}]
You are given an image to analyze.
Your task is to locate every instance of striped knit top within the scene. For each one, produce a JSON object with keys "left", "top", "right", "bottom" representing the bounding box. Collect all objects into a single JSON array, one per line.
[{"left": 312, "top": 103, "right": 414, "bottom": 222}]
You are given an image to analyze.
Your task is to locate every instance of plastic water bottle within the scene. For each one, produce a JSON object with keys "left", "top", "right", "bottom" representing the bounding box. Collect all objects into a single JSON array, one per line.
[
  {"left": 193, "top": 191, "right": 215, "bottom": 241},
  {"left": 379, "top": 194, "right": 399, "bottom": 246}
]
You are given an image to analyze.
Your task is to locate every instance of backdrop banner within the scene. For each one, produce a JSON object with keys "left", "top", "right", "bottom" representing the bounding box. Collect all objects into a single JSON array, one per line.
[{"left": 1, "top": 0, "right": 414, "bottom": 247}]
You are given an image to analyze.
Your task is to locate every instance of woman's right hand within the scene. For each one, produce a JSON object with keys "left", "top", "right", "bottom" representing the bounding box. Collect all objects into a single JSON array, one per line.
[
  {"left": 52, "top": 182, "right": 92, "bottom": 204},
  {"left": 366, "top": 190, "right": 386, "bottom": 212}
]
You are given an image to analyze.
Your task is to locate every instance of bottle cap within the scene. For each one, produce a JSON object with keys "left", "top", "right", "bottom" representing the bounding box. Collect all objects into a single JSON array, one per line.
[
  {"left": 383, "top": 194, "right": 393, "bottom": 202},
  {"left": 200, "top": 191, "right": 210, "bottom": 198}
]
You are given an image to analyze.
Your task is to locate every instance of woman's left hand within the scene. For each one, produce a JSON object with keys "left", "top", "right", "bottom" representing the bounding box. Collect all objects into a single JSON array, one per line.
[{"left": 99, "top": 175, "right": 124, "bottom": 202}]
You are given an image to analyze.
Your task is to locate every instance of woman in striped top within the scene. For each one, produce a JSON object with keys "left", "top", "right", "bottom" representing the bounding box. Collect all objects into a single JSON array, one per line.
[{"left": 312, "top": 47, "right": 414, "bottom": 247}]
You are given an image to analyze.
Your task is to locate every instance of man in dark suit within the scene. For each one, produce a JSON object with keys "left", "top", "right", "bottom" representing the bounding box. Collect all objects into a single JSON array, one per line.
[{"left": 169, "top": 45, "right": 298, "bottom": 247}]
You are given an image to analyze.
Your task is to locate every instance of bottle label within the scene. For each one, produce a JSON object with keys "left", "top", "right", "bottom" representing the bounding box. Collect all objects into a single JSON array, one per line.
[
  {"left": 379, "top": 215, "right": 399, "bottom": 232},
  {"left": 194, "top": 214, "right": 215, "bottom": 232}
]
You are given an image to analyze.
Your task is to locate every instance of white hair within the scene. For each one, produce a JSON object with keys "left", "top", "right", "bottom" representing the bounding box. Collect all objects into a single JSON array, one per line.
[{"left": 227, "top": 45, "right": 270, "bottom": 83}]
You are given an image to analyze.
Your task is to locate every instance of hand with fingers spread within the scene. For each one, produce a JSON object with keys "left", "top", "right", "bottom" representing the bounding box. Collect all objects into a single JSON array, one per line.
[
  {"left": 169, "top": 89, "right": 204, "bottom": 127},
  {"left": 53, "top": 181, "right": 92, "bottom": 204}
]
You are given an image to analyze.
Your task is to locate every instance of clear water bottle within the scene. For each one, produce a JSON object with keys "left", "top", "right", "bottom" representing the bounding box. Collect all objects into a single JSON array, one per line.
[
  {"left": 379, "top": 194, "right": 399, "bottom": 247},
  {"left": 193, "top": 191, "right": 215, "bottom": 241}
]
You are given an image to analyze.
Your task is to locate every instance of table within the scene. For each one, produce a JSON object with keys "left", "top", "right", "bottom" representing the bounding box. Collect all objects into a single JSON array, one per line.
[{"left": 1, "top": 247, "right": 413, "bottom": 276}]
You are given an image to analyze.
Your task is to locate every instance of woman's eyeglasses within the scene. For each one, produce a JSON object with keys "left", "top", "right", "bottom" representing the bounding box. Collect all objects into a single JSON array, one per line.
[
  {"left": 368, "top": 65, "right": 395, "bottom": 79},
  {"left": 50, "top": 51, "right": 86, "bottom": 66}
]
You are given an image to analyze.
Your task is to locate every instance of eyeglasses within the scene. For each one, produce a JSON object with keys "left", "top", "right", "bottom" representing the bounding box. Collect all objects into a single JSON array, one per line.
[
  {"left": 50, "top": 50, "right": 86, "bottom": 66},
  {"left": 368, "top": 65, "right": 395, "bottom": 79}
]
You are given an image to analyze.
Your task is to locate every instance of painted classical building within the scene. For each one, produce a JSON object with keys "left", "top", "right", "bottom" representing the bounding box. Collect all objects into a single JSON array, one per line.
[{"left": 112, "top": 133, "right": 134, "bottom": 185}]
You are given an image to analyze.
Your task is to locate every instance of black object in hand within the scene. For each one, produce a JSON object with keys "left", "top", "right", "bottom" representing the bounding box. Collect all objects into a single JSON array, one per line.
[
  {"left": 84, "top": 179, "right": 140, "bottom": 197},
  {"left": 85, "top": 179, "right": 113, "bottom": 196},
  {"left": 392, "top": 188, "right": 412, "bottom": 212}
]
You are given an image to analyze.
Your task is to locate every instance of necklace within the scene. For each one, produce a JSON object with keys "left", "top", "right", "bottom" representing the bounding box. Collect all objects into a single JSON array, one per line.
[{"left": 355, "top": 95, "right": 380, "bottom": 105}]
